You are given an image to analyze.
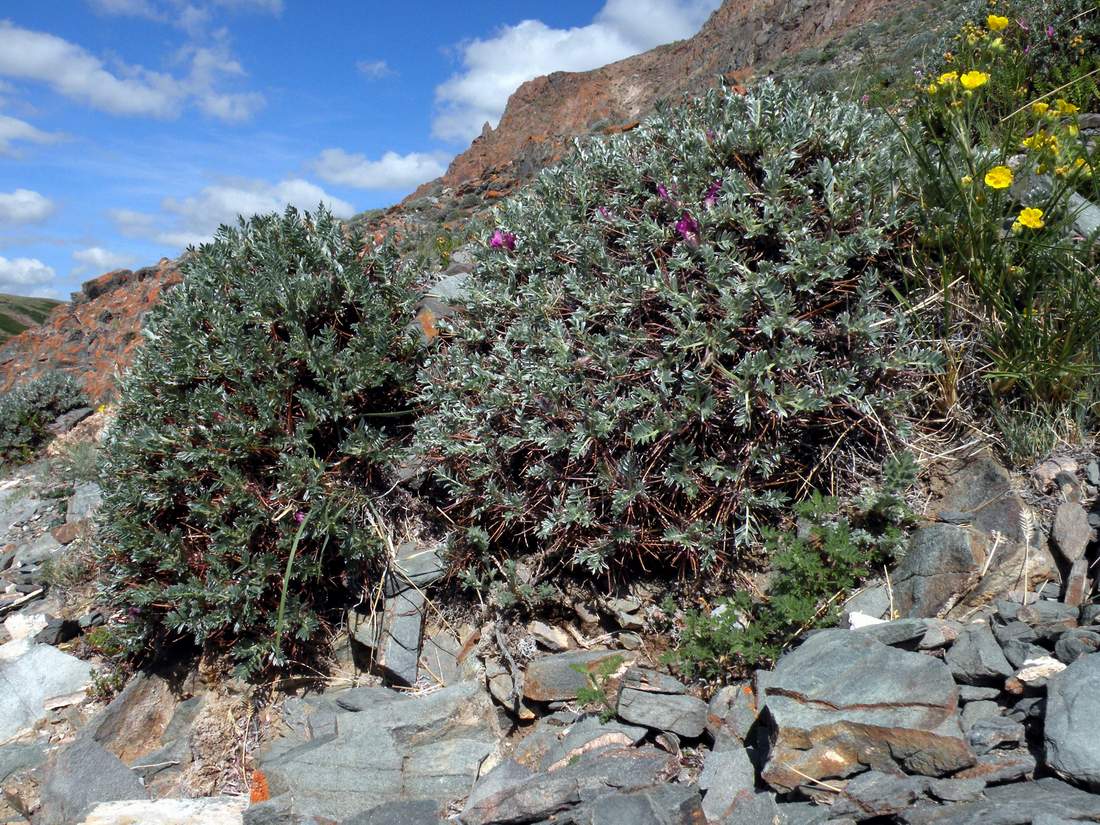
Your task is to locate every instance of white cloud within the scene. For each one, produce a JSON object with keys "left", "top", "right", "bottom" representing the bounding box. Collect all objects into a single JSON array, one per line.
[
  {"left": 0, "top": 255, "right": 55, "bottom": 295},
  {"left": 0, "top": 21, "right": 264, "bottom": 122},
  {"left": 88, "top": 0, "right": 160, "bottom": 16},
  {"left": 433, "top": 0, "right": 721, "bottom": 142},
  {"left": 0, "top": 114, "right": 64, "bottom": 154},
  {"left": 109, "top": 208, "right": 159, "bottom": 239},
  {"left": 88, "top": 0, "right": 282, "bottom": 23},
  {"left": 72, "top": 246, "right": 136, "bottom": 275},
  {"left": 212, "top": 0, "right": 283, "bottom": 12},
  {"left": 0, "top": 189, "right": 55, "bottom": 225},
  {"left": 313, "top": 149, "right": 449, "bottom": 191},
  {"left": 357, "top": 60, "right": 393, "bottom": 80},
  {"left": 111, "top": 177, "right": 356, "bottom": 249}
]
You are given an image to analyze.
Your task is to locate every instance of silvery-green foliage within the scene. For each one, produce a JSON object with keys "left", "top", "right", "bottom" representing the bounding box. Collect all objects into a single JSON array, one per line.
[
  {"left": 97, "top": 207, "right": 420, "bottom": 676},
  {"left": 0, "top": 371, "right": 87, "bottom": 463},
  {"left": 417, "top": 81, "right": 936, "bottom": 579}
]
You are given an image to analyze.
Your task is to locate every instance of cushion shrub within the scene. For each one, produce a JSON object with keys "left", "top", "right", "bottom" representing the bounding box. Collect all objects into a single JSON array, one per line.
[
  {"left": 0, "top": 371, "right": 87, "bottom": 463},
  {"left": 415, "top": 80, "right": 937, "bottom": 582},
  {"left": 97, "top": 207, "right": 421, "bottom": 676}
]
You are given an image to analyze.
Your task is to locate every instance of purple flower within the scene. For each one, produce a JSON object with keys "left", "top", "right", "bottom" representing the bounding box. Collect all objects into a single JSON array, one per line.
[
  {"left": 490, "top": 230, "right": 516, "bottom": 251},
  {"left": 675, "top": 212, "right": 700, "bottom": 248},
  {"left": 705, "top": 129, "right": 717, "bottom": 144},
  {"left": 703, "top": 180, "right": 722, "bottom": 209},
  {"left": 1046, "top": 24, "right": 1055, "bottom": 38},
  {"left": 597, "top": 206, "right": 612, "bottom": 220},
  {"left": 860, "top": 94, "right": 871, "bottom": 106},
  {"left": 657, "top": 183, "right": 672, "bottom": 201},
  {"left": 294, "top": 511, "right": 305, "bottom": 525}
]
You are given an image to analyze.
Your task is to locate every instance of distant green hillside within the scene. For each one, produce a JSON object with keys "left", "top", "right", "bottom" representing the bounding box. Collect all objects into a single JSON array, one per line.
[{"left": 0, "top": 293, "right": 63, "bottom": 343}]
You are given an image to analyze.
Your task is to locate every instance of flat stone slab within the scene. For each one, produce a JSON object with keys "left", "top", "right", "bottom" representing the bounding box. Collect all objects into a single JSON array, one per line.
[
  {"left": 903, "top": 777, "right": 1100, "bottom": 824},
  {"left": 37, "top": 739, "right": 148, "bottom": 825},
  {"left": 1045, "top": 652, "right": 1100, "bottom": 789},
  {"left": 76, "top": 798, "right": 246, "bottom": 825},
  {"left": 257, "top": 681, "right": 501, "bottom": 821},
  {"left": 759, "top": 629, "right": 973, "bottom": 792},
  {"left": 0, "top": 641, "right": 92, "bottom": 741},
  {"left": 66, "top": 482, "right": 102, "bottom": 524},
  {"left": 617, "top": 688, "right": 707, "bottom": 738},
  {"left": 460, "top": 747, "right": 678, "bottom": 825},
  {"left": 523, "top": 649, "right": 632, "bottom": 702}
]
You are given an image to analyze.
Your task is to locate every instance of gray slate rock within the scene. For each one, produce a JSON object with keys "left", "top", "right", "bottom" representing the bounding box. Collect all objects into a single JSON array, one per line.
[
  {"left": 960, "top": 700, "right": 1001, "bottom": 732},
  {"left": 616, "top": 689, "right": 707, "bottom": 738},
  {"left": 36, "top": 738, "right": 147, "bottom": 825},
  {"left": 699, "top": 741, "right": 755, "bottom": 822},
  {"left": 758, "top": 630, "right": 973, "bottom": 792},
  {"left": 1045, "top": 652, "right": 1100, "bottom": 789},
  {"left": 0, "top": 642, "right": 92, "bottom": 741},
  {"left": 1053, "top": 502, "right": 1092, "bottom": 564},
  {"left": 966, "top": 717, "right": 1024, "bottom": 755},
  {"left": 830, "top": 771, "right": 927, "bottom": 819},
  {"left": 13, "top": 532, "right": 61, "bottom": 565},
  {"left": 955, "top": 748, "right": 1036, "bottom": 785},
  {"left": 0, "top": 742, "right": 45, "bottom": 783},
  {"left": 946, "top": 623, "right": 1013, "bottom": 685},
  {"left": 705, "top": 682, "right": 758, "bottom": 745},
  {"left": 892, "top": 524, "right": 981, "bottom": 618},
  {"left": 66, "top": 482, "right": 102, "bottom": 523},
  {"left": 460, "top": 747, "right": 678, "bottom": 825},
  {"left": 958, "top": 685, "right": 1001, "bottom": 702},
  {"left": 343, "top": 798, "right": 443, "bottom": 825},
  {"left": 563, "top": 784, "right": 705, "bottom": 825},
  {"left": 902, "top": 777, "right": 1100, "bottom": 824},
  {"left": 257, "top": 680, "right": 500, "bottom": 821},
  {"left": 842, "top": 584, "right": 890, "bottom": 625},
  {"left": 523, "top": 650, "right": 630, "bottom": 703},
  {"left": 716, "top": 792, "right": 782, "bottom": 825},
  {"left": 540, "top": 716, "right": 647, "bottom": 771},
  {"left": 853, "top": 618, "right": 930, "bottom": 647},
  {"left": 1054, "top": 628, "right": 1100, "bottom": 663}
]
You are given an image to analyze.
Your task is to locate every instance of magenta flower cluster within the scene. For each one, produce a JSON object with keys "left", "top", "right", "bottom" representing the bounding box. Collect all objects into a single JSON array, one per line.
[{"left": 490, "top": 230, "right": 517, "bottom": 251}]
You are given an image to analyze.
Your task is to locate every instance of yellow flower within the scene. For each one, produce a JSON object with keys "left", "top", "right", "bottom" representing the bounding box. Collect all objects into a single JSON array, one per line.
[
  {"left": 927, "top": 82, "right": 940, "bottom": 94},
  {"left": 1032, "top": 101, "right": 1050, "bottom": 116},
  {"left": 984, "top": 166, "right": 1013, "bottom": 189},
  {"left": 987, "top": 14, "right": 1009, "bottom": 30},
  {"left": 989, "top": 37, "right": 1006, "bottom": 51},
  {"left": 960, "top": 70, "right": 990, "bottom": 90},
  {"left": 1016, "top": 207, "right": 1045, "bottom": 230},
  {"left": 961, "top": 175, "right": 973, "bottom": 186},
  {"left": 1056, "top": 98, "right": 1080, "bottom": 115},
  {"left": 1068, "top": 124, "right": 1080, "bottom": 137},
  {"left": 1055, "top": 165, "right": 1070, "bottom": 177},
  {"left": 938, "top": 71, "right": 959, "bottom": 85}
]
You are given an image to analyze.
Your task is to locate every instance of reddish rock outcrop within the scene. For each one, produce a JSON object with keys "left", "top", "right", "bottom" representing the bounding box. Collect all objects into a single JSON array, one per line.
[{"left": 0, "top": 261, "right": 181, "bottom": 403}]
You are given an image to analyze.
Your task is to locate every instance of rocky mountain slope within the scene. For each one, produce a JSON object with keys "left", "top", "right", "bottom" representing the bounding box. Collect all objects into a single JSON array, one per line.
[
  {"left": 0, "top": 0, "right": 922, "bottom": 403},
  {"left": 0, "top": 263, "right": 180, "bottom": 401}
]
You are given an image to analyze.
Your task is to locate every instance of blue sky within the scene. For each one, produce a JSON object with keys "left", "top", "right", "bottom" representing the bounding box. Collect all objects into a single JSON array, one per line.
[{"left": 0, "top": 0, "right": 721, "bottom": 299}]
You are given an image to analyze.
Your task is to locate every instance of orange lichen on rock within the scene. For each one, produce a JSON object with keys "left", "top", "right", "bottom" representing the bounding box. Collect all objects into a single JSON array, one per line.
[{"left": 249, "top": 769, "right": 270, "bottom": 804}]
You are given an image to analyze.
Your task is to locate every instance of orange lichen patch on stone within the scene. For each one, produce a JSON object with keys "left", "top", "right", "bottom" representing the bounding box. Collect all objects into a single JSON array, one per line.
[
  {"left": 416, "top": 307, "right": 440, "bottom": 342},
  {"left": 249, "top": 769, "right": 270, "bottom": 804},
  {"left": 602, "top": 120, "right": 641, "bottom": 135}
]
